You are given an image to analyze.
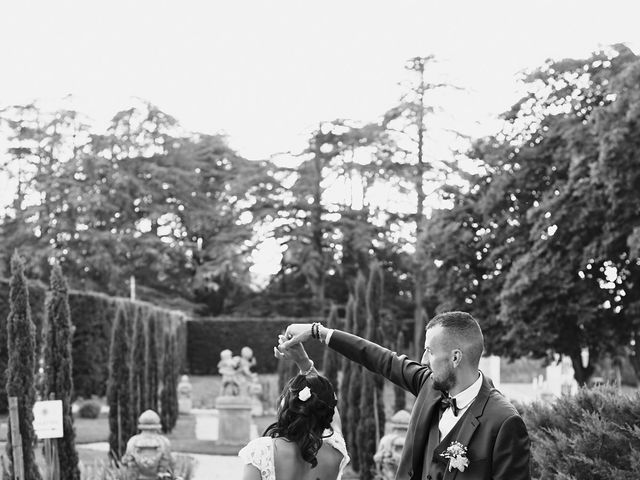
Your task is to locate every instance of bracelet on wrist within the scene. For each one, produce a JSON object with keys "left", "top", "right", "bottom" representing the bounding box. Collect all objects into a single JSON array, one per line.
[
  {"left": 311, "top": 322, "right": 322, "bottom": 340},
  {"left": 299, "top": 359, "right": 315, "bottom": 376}
]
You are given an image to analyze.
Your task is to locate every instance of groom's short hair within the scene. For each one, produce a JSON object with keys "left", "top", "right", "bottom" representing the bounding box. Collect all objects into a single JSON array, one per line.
[{"left": 426, "top": 311, "right": 484, "bottom": 366}]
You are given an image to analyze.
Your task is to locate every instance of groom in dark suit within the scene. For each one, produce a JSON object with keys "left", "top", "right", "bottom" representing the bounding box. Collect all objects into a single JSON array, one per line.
[{"left": 281, "top": 311, "right": 531, "bottom": 480}]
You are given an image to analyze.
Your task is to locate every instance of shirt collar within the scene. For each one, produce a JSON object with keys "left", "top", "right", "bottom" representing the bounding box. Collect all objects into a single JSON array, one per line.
[{"left": 452, "top": 371, "right": 483, "bottom": 410}]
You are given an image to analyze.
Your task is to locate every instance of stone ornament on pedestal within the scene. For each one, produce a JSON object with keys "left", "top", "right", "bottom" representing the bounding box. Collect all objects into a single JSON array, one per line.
[
  {"left": 215, "top": 347, "right": 259, "bottom": 445},
  {"left": 122, "top": 410, "right": 173, "bottom": 480},
  {"left": 374, "top": 410, "right": 411, "bottom": 480},
  {"left": 177, "top": 375, "right": 193, "bottom": 414}
]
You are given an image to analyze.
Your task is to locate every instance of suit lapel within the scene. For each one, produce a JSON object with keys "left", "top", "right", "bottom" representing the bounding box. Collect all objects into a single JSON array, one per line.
[
  {"left": 412, "top": 382, "right": 442, "bottom": 472},
  {"left": 444, "top": 376, "right": 494, "bottom": 480}
]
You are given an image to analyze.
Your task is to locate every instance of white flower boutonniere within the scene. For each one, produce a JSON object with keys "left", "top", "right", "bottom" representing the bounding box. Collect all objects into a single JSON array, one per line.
[
  {"left": 298, "top": 386, "right": 312, "bottom": 402},
  {"left": 441, "top": 441, "right": 469, "bottom": 473}
]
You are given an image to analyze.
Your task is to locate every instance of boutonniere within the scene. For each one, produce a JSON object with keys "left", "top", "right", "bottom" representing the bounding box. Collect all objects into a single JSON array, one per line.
[{"left": 440, "top": 441, "right": 469, "bottom": 472}]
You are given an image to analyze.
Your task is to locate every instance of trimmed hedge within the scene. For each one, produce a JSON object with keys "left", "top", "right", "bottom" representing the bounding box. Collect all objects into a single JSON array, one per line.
[
  {"left": 187, "top": 317, "right": 325, "bottom": 374},
  {"left": 0, "top": 277, "right": 188, "bottom": 402}
]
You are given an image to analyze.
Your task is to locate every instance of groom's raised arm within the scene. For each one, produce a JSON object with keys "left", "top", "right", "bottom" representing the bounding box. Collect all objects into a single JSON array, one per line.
[
  {"left": 328, "top": 329, "right": 429, "bottom": 397},
  {"left": 282, "top": 323, "right": 430, "bottom": 397}
]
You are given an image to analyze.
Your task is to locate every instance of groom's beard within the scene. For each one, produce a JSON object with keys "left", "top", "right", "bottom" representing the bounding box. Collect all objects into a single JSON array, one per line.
[{"left": 432, "top": 364, "right": 456, "bottom": 392}]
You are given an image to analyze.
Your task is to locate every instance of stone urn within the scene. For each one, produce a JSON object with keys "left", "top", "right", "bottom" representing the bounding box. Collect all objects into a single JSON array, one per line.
[{"left": 122, "top": 410, "right": 174, "bottom": 479}]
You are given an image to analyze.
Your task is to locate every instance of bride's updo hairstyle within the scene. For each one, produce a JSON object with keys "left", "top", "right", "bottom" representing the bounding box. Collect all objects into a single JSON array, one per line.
[{"left": 264, "top": 373, "right": 337, "bottom": 468}]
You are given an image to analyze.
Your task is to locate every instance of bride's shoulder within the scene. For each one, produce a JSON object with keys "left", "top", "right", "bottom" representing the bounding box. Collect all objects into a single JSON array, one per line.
[
  {"left": 323, "top": 429, "right": 347, "bottom": 454},
  {"left": 238, "top": 436, "right": 273, "bottom": 465}
]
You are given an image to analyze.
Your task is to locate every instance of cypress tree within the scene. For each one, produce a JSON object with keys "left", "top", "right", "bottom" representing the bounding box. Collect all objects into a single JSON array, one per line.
[
  {"left": 42, "top": 265, "right": 80, "bottom": 480},
  {"left": 338, "top": 296, "right": 354, "bottom": 468},
  {"left": 146, "top": 312, "right": 158, "bottom": 411},
  {"left": 394, "top": 330, "right": 407, "bottom": 413},
  {"left": 160, "top": 332, "right": 179, "bottom": 433},
  {"left": 346, "top": 271, "right": 367, "bottom": 473},
  {"left": 322, "top": 304, "right": 340, "bottom": 392},
  {"left": 5, "top": 252, "right": 42, "bottom": 480},
  {"left": 358, "top": 261, "right": 386, "bottom": 480},
  {"left": 130, "top": 311, "right": 148, "bottom": 421},
  {"left": 0, "top": 277, "right": 8, "bottom": 415},
  {"left": 107, "top": 307, "right": 134, "bottom": 458}
]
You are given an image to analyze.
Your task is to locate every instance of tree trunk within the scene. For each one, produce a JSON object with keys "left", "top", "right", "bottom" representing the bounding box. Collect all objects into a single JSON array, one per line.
[
  {"left": 413, "top": 59, "right": 428, "bottom": 358},
  {"left": 570, "top": 353, "right": 595, "bottom": 386}
]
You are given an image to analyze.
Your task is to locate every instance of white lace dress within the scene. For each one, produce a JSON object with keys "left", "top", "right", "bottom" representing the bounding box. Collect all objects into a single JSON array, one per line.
[{"left": 238, "top": 429, "right": 350, "bottom": 480}]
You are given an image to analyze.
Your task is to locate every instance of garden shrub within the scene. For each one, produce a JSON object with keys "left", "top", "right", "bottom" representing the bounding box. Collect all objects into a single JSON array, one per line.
[
  {"left": 521, "top": 385, "right": 640, "bottom": 479},
  {"left": 77, "top": 400, "right": 102, "bottom": 419}
]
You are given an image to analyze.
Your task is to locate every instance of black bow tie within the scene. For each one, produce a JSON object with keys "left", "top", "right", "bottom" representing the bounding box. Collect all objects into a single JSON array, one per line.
[{"left": 440, "top": 393, "right": 460, "bottom": 417}]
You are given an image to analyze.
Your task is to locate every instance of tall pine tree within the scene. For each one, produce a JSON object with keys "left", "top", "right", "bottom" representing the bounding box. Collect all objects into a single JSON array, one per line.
[
  {"left": 394, "top": 330, "right": 407, "bottom": 413},
  {"left": 346, "top": 272, "right": 367, "bottom": 473},
  {"left": 358, "top": 261, "right": 386, "bottom": 480},
  {"left": 5, "top": 252, "right": 42, "bottom": 480},
  {"left": 42, "top": 264, "right": 80, "bottom": 480},
  {"left": 146, "top": 312, "right": 159, "bottom": 411},
  {"left": 160, "top": 332, "right": 179, "bottom": 433},
  {"left": 130, "top": 310, "right": 148, "bottom": 421},
  {"left": 107, "top": 307, "right": 134, "bottom": 458},
  {"left": 338, "top": 296, "right": 354, "bottom": 469}
]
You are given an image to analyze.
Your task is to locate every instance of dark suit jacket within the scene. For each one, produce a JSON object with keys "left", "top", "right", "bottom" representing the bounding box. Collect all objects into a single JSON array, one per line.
[{"left": 329, "top": 330, "right": 531, "bottom": 480}]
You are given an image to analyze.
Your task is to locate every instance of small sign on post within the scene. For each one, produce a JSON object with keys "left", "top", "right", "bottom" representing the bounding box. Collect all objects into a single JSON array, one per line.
[
  {"left": 33, "top": 400, "right": 64, "bottom": 440},
  {"left": 8, "top": 396, "right": 25, "bottom": 480},
  {"left": 33, "top": 400, "right": 63, "bottom": 480}
]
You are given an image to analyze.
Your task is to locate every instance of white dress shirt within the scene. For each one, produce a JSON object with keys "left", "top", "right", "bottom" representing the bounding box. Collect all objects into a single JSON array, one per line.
[{"left": 439, "top": 371, "right": 483, "bottom": 439}]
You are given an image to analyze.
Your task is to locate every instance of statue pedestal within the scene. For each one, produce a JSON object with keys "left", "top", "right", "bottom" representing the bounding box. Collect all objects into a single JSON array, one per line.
[{"left": 215, "top": 396, "right": 253, "bottom": 445}]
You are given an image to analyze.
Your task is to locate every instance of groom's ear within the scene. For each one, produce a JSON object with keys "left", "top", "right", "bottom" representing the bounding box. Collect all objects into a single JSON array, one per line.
[{"left": 452, "top": 349, "right": 463, "bottom": 367}]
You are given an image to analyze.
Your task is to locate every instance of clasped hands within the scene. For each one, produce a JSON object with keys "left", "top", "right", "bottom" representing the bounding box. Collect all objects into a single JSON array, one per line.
[{"left": 273, "top": 323, "right": 314, "bottom": 370}]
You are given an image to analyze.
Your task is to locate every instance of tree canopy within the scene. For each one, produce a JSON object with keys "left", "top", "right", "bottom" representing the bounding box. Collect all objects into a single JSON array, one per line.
[{"left": 424, "top": 44, "right": 640, "bottom": 382}]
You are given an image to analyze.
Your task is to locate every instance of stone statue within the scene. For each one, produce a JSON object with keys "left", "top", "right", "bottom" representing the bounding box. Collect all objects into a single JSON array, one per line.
[
  {"left": 238, "top": 347, "right": 258, "bottom": 393},
  {"left": 122, "top": 410, "right": 173, "bottom": 480},
  {"left": 374, "top": 410, "right": 411, "bottom": 480},
  {"left": 238, "top": 346, "right": 263, "bottom": 414},
  {"left": 217, "top": 349, "right": 241, "bottom": 396},
  {"left": 177, "top": 375, "right": 192, "bottom": 414}
]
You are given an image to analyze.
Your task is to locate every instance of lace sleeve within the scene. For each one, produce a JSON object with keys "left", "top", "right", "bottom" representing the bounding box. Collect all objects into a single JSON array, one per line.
[
  {"left": 323, "top": 429, "right": 350, "bottom": 480},
  {"left": 238, "top": 437, "right": 275, "bottom": 480}
]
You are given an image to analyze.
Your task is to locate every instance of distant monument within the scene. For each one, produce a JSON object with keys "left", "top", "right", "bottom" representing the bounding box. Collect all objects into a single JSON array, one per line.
[
  {"left": 215, "top": 347, "right": 259, "bottom": 444},
  {"left": 122, "top": 410, "right": 173, "bottom": 479},
  {"left": 374, "top": 410, "right": 411, "bottom": 480}
]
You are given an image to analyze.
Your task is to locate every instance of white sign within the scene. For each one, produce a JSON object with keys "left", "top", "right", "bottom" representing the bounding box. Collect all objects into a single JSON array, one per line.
[{"left": 33, "top": 400, "right": 63, "bottom": 439}]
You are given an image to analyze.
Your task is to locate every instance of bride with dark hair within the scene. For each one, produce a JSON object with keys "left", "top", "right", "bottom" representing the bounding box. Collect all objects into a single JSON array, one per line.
[{"left": 239, "top": 342, "right": 349, "bottom": 480}]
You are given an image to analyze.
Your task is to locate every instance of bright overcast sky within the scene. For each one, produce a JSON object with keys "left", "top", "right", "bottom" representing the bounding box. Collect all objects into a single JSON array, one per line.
[
  {"left": 1, "top": 0, "right": 639, "bottom": 162},
  {"left": 1, "top": 0, "right": 639, "bottom": 285}
]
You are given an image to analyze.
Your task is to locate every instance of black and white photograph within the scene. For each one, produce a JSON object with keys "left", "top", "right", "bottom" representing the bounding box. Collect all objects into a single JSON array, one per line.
[{"left": 1, "top": 1, "right": 639, "bottom": 479}]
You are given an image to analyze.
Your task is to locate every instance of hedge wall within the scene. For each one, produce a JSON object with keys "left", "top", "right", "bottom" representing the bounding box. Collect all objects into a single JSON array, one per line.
[
  {"left": 0, "top": 277, "right": 187, "bottom": 400},
  {"left": 187, "top": 317, "right": 326, "bottom": 374}
]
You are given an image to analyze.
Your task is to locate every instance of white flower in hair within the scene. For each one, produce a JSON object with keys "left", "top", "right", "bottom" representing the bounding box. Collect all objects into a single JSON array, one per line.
[{"left": 298, "top": 386, "right": 312, "bottom": 402}]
